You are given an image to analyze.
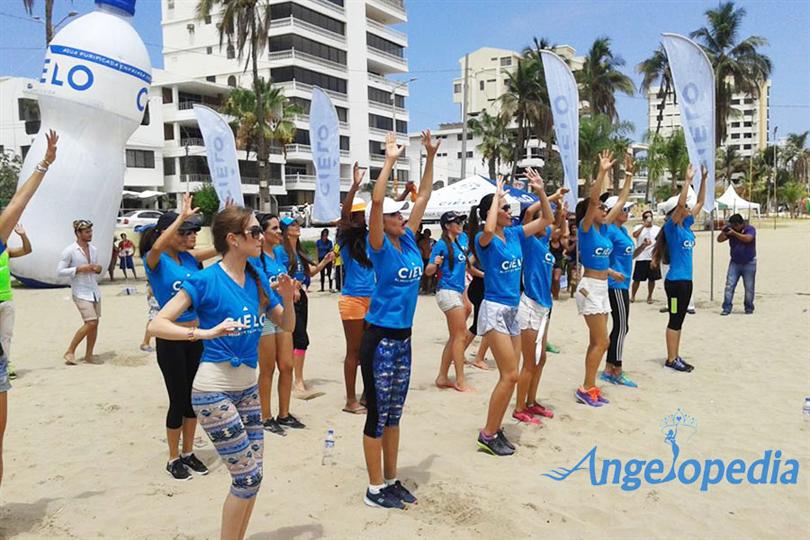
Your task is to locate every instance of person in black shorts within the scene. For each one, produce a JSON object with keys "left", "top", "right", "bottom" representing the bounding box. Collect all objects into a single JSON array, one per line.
[{"left": 631, "top": 210, "right": 662, "bottom": 303}]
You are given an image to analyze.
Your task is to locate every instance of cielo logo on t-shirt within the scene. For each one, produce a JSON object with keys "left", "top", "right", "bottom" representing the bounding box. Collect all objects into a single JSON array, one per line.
[
  {"left": 396, "top": 264, "right": 423, "bottom": 282},
  {"left": 594, "top": 246, "right": 613, "bottom": 257},
  {"left": 544, "top": 252, "right": 555, "bottom": 265},
  {"left": 624, "top": 245, "right": 633, "bottom": 255},
  {"left": 683, "top": 240, "right": 695, "bottom": 249},
  {"left": 226, "top": 308, "right": 266, "bottom": 336},
  {"left": 500, "top": 258, "right": 522, "bottom": 273}
]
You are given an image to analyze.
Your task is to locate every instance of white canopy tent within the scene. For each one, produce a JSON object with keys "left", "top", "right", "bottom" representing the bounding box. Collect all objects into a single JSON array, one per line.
[
  {"left": 402, "top": 175, "right": 525, "bottom": 222},
  {"left": 656, "top": 187, "right": 722, "bottom": 214},
  {"left": 121, "top": 190, "right": 167, "bottom": 200},
  {"left": 716, "top": 184, "right": 760, "bottom": 215}
]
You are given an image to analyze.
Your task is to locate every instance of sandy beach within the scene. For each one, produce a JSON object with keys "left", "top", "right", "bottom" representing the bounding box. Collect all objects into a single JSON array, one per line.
[{"left": 1, "top": 218, "right": 808, "bottom": 540}]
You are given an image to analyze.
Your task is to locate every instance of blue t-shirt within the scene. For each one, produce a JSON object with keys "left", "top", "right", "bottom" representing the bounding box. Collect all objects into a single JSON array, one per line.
[
  {"left": 181, "top": 262, "right": 281, "bottom": 369},
  {"left": 0, "top": 239, "right": 5, "bottom": 256},
  {"left": 605, "top": 224, "right": 634, "bottom": 290},
  {"left": 663, "top": 214, "right": 696, "bottom": 281},
  {"left": 340, "top": 242, "right": 375, "bottom": 297},
  {"left": 476, "top": 225, "right": 524, "bottom": 307},
  {"left": 274, "top": 245, "right": 308, "bottom": 282},
  {"left": 520, "top": 226, "right": 554, "bottom": 308},
  {"left": 429, "top": 234, "right": 468, "bottom": 293},
  {"left": 366, "top": 228, "right": 423, "bottom": 329},
  {"left": 578, "top": 223, "right": 613, "bottom": 271},
  {"left": 250, "top": 250, "right": 287, "bottom": 288},
  {"left": 143, "top": 251, "right": 200, "bottom": 323},
  {"left": 316, "top": 238, "right": 333, "bottom": 259}
]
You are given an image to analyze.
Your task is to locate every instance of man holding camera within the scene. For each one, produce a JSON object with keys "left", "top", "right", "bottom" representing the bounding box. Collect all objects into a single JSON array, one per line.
[
  {"left": 717, "top": 213, "right": 756, "bottom": 315},
  {"left": 631, "top": 210, "right": 661, "bottom": 303}
]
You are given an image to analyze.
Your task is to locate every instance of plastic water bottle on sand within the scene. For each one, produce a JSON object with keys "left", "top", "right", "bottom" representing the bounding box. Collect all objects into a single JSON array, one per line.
[
  {"left": 803, "top": 397, "right": 810, "bottom": 423},
  {"left": 322, "top": 428, "right": 336, "bottom": 466}
]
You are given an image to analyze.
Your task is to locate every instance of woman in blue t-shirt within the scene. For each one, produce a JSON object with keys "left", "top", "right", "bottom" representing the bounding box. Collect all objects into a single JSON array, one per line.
[
  {"left": 599, "top": 155, "right": 638, "bottom": 388},
  {"left": 149, "top": 206, "right": 295, "bottom": 539},
  {"left": 140, "top": 193, "right": 218, "bottom": 480},
  {"left": 315, "top": 228, "right": 334, "bottom": 292},
  {"left": 337, "top": 163, "right": 376, "bottom": 414},
  {"left": 573, "top": 150, "right": 629, "bottom": 408},
  {"left": 251, "top": 213, "right": 301, "bottom": 436},
  {"left": 425, "top": 211, "right": 472, "bottom": 392},
  {"left": 276, "top": 217, "right": 334, "bottom": 401},
  {"left": 474, "top": 178, "right": 552, "bottom": 457},
  {"left": 651, "top": 164, "right": 707, "bottom": 372},
  {"left": 360, "top": 131, "right": 437, "bottom": 510}
]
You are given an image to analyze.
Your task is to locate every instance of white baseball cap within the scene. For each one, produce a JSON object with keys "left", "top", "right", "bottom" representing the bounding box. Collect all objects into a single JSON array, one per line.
[
  {"left": 604, "top": 196, "right": 634, "bottom": 211},
  {"left": 365, "top": 197, "right": 410, "bottom": 219}
]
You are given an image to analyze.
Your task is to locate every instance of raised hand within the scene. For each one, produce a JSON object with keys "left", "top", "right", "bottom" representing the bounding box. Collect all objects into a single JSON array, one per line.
[
  {"left": 624, "top": 153, "right": 635, "bottom": 176},
  {"left": 13, "top": 223, "right": 26, "bottom": 236},
  {"left": 686, "top": 163, "right": 694, "bottom": 183},
  {"left": 551, "top": 186, "right": 570, "bottom": 201},
  {"left": 421, "top": 129, "right": 440, "bottom": 157},
  {"left": 385, "top": 132, "right": 404, "bottom": 161},
  {"left": 44, "top": 129, "right": 58, "bottom": 165},
  {"left": 276, "top": 274, "right": 296, "bottom": 301},
  {"left": 180, "top": 192, "right": 200, "bottom": 221},
  {"left": 700, "top": 164, "right": 708, "bottom": 181},
  {"left": 598, "top": 150, "right": 615, "bottom": 173},
  {"left": 352, "top": 161, "right": 366, "bottom": 189},
  {"left": 495, "top": 178, "right": 506, "bottom": 199},
  {"left": 525, "top": 168, "right": 544, "bottom": 193}
]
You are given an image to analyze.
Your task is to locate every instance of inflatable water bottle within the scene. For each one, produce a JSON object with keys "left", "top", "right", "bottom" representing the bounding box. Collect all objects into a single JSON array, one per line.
[{"left": 10, "top": 0, "right": 151, "bottom": 287}]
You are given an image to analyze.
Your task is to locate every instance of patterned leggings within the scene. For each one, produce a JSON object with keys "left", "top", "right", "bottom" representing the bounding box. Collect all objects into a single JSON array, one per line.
[
  {"left": 360, "top": 325, "right": 412, "bottom": 439},
  {"left": 191, "top": 385, "right": 264, "bottom": 499}
]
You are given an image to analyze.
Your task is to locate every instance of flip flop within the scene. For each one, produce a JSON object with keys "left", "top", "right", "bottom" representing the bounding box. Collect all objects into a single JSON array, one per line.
[
  {"left": 465, "top": 360, "right": 490, "bottom": 371},
  {"left": 294, "top": 388, "right": 325, "bottom": 400},
  {"left": 342, "top": 405, "right": 367, "bottom": 414},
  {"left": 63, "top": 353, "right": 77, "bottom": 366}
]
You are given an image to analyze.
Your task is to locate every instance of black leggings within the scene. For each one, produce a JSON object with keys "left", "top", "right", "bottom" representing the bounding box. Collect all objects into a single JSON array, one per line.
[
  {"left": 664, "top": 279, "right": 693, "bottom": 331},
  {"left": 293, "top": 290, "right": 309, "bottom": 350},
  {"left": 334, "top": 265, "right": 342, "bottom": 291},
  {"left": 607, "top": 288, "right": 630, "bottom": 367},
  {"left": 467, "top": 277, "right": 484, "bottom": 335},
  {"left": 319, "top": 261, "right": 333, "bottom": 290},
  {"left": 156, "top": 338, "right": 203, "bottom": 429},
  {"left": 360, "top": 325, "right": 412, "bottom": 439}
]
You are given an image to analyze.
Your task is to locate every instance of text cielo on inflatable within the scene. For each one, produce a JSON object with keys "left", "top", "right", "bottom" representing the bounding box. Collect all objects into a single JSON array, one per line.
[{"left": 10, "top": 0, "right": 151, "bottom": 287}]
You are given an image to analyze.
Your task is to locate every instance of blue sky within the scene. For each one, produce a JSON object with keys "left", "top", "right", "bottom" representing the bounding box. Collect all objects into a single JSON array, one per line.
[{"left": 1, "top": 0, "right": 808, "bottom": 143}]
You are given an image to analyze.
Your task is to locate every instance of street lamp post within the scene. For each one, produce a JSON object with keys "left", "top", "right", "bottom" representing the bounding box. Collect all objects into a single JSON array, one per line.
[
  {"left": 390, "top": 77, "right": 416, "bottom": 195},
  {"left": 32, "top": 10, "right": 78, "bottom": 44}
]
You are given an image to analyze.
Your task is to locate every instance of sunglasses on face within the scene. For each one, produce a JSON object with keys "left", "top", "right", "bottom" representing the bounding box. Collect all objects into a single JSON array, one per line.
[
  {"left": 179, "top": 229, "right": 198, "bottom": 236},
  {"left": 501, "top": 205, "right": 511, "bottom": 213},
  {"left": 243, "top": 226, "right": 263, "bottom": 239}
]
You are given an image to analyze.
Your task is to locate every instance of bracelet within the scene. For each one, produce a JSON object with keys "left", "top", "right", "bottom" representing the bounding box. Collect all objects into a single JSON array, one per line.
[
  {"left": 187, "top": 327, "right": 198, "bottom": 341},
  {"left": 35, "top": 162, "right": 49, "bottom": 173}
]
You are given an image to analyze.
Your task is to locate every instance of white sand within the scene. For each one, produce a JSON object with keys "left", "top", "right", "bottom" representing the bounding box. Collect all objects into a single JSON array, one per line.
[{"left": 1, "top": 219, "right": 809, "bottom": 539}]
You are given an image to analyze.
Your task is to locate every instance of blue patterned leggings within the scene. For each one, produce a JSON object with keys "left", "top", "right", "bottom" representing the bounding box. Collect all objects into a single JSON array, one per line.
[
  {"left": 191, "top": 385, "right": 264, "bottom": 499},
  {"left": 360, "top": 325, "right": 412, "bottom": 438}
]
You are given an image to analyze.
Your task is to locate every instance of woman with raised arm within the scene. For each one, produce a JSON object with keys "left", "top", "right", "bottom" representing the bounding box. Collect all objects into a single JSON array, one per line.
[
  {"left": 337, "top": 163, "right": 376, "bottom": 414},
  {"left": 251, "top": 213, "right": 299, "bottom": 436},
  {"left": 276, "top": 217, "right": 334, "bottom": 405},
  {"left": 360, "top": 131, "right": 438, "bottom": 509},
  {"left": 426, "top": 210, "right": 472, "bottom": 392},
  {"left": 513, "top": 169, "right": 567, "bottom": 426},
  {"left": 140, "top": 192, "right": 218, "bottom": 480},
  {"left": 600, "top": 154, "right": 639, "bottom": 388},
  {"left": 0, "top": 129, "right": 57, "bottom": 488},
  {"left": 651, "top": 164, "right": 707, "bottom": 372},
  {"left": 149, "top": 206, "right": 295, "bottom": 540},
  {"left": 474, "top": 175, "right": 552, "bottom": 456},
  {"left": 573, "top": 150, "right": 626, "bottom": 407}
]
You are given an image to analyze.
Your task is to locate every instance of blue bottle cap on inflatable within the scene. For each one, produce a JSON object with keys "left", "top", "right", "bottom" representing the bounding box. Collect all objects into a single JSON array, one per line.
[{"left": 96, "top": 0, "right": 136, "bottom": 15}]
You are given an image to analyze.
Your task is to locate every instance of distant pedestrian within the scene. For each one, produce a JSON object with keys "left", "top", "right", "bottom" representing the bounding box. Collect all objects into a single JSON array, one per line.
[
  {"left": 118, "top": 232, "right": 137, "bottom": 279},
  {"left": 630, "top": 210, "right": 661, "bottom": 303},
  {"left": 718, "top": 213, "right": 756, "bottom": 315}
]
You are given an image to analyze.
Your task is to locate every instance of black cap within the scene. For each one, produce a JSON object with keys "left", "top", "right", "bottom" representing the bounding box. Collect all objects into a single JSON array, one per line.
[
  {"left": 440, "top": 211, "right": 467, "bottom": 227},
  {"left": 156, "top": 211, "right": 201, "bottom": 233}
]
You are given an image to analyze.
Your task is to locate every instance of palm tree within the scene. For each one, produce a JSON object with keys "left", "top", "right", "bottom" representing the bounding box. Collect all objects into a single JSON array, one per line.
[
  {"left": 197, "top": 0, "right": 272, "bottom": 209},
  {"left": 521, "top": 37, "right": 555, "bottom": 163},
  {"left": 642, "top": 133, "right": 668, "bottom": 202},
  {"left": 637, "top": 45, "right": 674, "bottom": 137},
  {"left": 716, "top": 146, "right": 745, "bottom": 187},
  {"left": 783, "top": 131, "right": 809, "bottom": 188},
  {"left": 499, "top": 57, "right": 544, "bottom": 177},
  {"left": 690, "top": 1, "right": 772, "bottom": 147},
  {"left": 610, "top": 134, "right": 634, "bottom": 192},
  {"left": 467, "top": 111, "right": 513, "bottom": 179},
  {"left": 577, "top": 37, "right": 635, "bottom": 121},
  {"left": 578, "top": 114, "right": 633, "bottom": 193},
  {"left": 22, "top": 0, "right": 64, "bottom": 45},
  {"left": 662, "top": 129, "right": 689, "bottom": 191}
]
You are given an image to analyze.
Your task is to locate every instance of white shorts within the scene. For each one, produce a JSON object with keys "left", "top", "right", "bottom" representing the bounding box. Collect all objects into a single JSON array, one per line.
[
  {"left": 436, "top": 289, "right": 464, "bottom": 312},
  {"left": 477, "top": 299, "right": 520, "bottom": 337},
  {"left": 575, "top": 276, "right": 611, "bottom": 316},
  {"left": 517, "top": 293, "right": 551, "bottom": 334}
]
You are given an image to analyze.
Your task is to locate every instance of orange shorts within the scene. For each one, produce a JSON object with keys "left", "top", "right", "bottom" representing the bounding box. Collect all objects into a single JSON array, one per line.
[{"left": 338, "top": 295, "right": 371, "bottom": 321}]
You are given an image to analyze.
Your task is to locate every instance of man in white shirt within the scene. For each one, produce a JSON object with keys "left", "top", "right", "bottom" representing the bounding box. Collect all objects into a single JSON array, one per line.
[
  {"left": 631, "top": 210, "right": 662, "bottom": 303},
  {"left": 58, "top": 219, "right": 103, "bottom": 365}
]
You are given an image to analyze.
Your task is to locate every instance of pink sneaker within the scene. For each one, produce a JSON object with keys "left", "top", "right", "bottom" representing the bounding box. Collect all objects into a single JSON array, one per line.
[
  {"left": 526, "top": 403, "right": 554, "bottom": 419},
  {"left": 512, "top": 410, "right": 542, "bottom": 425}
]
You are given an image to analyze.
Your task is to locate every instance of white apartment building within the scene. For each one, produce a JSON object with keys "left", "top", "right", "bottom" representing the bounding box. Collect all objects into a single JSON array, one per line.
[
  {"left": 647, "top": 80, "right": 771, "bottom": 158},
  {"left": 161, "top": 0, "right": 411, "bottom": 205}
]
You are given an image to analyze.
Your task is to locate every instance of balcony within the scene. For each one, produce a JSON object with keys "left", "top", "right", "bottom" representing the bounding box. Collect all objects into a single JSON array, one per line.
[
  {"left": 286, "top": 173, "right": 352, "bottom": 191},
  {"left": 267, "top": 49, "right": 347, "bottom": 76},
  {"left": 310, "top": 0, "right": 345, "bottom": 17},
  {"left": 178, "top": 101, "right": 222, "bottom": 112},
  {"left": 180, "top": 137, "right": 205, "bottom": 147},
  {"left": 268, "top": 16, "right": 346, "bottom": 47},
  {"left": 291, "top": 113, "right": 349, "bottom": 130},
  {"left": 367, "top": 45, "right": 408, "bottom": 74},
  {"left": 274, "top": 80, "right": 348, "bottom": 103},
  {"left": 366, "top": 72, "right": 409, "bottom": 96},
  {"left": 366, "top": 0, "right": 406, "bottom": 24},
  {"left": 369, "top": 153, "right": 408, "bottom": 165},
  {"left": 366, "top": 17, "right": 407, "bottom": 46}
]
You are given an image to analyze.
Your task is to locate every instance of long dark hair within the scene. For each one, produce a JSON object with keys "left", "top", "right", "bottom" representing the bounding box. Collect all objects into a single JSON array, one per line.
[
  {"left": 282, "top": 226, "right": 315, "bottom": 274},
  {"left": 651, "top": 214, "right": 672, "bottom": 267},
  {"left": 440, "top": 227, "right": 456, "bottom": 272},
  {"left": 257, "top": 213, "right": 278, "bottom": 276},
  {"left": 138, "top": 226, "right": 160, "bottom": 257},
  {"left": 212, "top": 207, "right": 270, "bottom": 310},
  {"left": 466, "top": 204, "right": 482, "bottom": 264},
  {"left": 337, "top": 214, "right": 372, "bottom": 269}
]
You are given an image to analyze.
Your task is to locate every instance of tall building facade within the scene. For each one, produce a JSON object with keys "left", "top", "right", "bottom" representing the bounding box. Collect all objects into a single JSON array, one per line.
[
  {"left": 647, "top": 80, "right": 771, "bottom": 158},
  {"left": 161, "top": 0, "right": 411, "bottom": 205}
]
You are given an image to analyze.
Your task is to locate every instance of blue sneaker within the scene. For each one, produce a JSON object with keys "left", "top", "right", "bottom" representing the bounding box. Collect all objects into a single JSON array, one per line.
[
  {"left": 599, "top": 371, "right": 616, "bottom": 384},
  {"left": 613, "top": 372, "right": 638, "bottom": 388},
  {"left": 386, "top": 481, "right": 417, "bottom": 504},
  {"left": 575, "top": 387, "right": 604, "bottom": 407},
  {"left": 364, "top": 487, "right": 405, "bottom": 509}
]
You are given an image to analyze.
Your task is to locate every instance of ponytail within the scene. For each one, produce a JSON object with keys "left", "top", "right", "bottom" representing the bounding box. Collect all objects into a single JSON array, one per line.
[
  {"left": 441, "top": 229, "right": 455, "bottom": 272},
  {"left": 466, "top": 204, "right": 481, "bottom": 263},
  {"left": 138, "top": 226, "right": 160, "bottom": 258},
  {"left": 651, "top": 227, "right": 669, "bottom": 268},
  {"left": 246, "top": 261, "right": 270, "bottom": 310}
]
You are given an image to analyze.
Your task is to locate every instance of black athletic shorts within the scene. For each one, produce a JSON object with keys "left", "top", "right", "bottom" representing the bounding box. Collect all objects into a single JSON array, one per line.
[{"left": 633, "top": 260, "right": 661, "bottom": 282}]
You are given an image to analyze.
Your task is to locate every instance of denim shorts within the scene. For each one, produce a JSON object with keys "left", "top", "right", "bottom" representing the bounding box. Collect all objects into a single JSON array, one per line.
[{"left": 0, "top": 354, "right": 10, "bottom": 392}]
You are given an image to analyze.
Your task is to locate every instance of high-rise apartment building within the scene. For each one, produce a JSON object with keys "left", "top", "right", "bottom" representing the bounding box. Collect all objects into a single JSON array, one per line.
[{"left": 161, "top": 0, "right": 411, "bottom": 205}]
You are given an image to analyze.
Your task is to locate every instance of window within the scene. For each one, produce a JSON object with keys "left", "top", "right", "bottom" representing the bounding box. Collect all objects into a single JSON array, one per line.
[
  {"left": 744, "top": 109, "right": 754, "bottom": 116},
  {"left": 731, "top": 122, "right": 741, "bottom": 128},
  {"left": 204, "top": 15, "right": 212, "bottom": 24},
  {"left": 167, "top": 0, "right": 174, "bottom": 8},
  {"left": 17, "top": 98, "right": 39, "bottom": 122},
  {"left": 731, "top": 98, "right": 740, "bottom": 105},
  {"left": 206, "top": 46, "right": 212, "bottom": 55},
  {"left": 269, "top": 2, "right": 345, "bottom": 36},
  {"left": 731, "top": 133, "right": 740, "bottom": 139},
  {"left": 269, "top": 34, "right": 346, "bottom": 65},
  {"left": 744, "top": 132, "right": 752, "bottom": 138},
  {"left": 179, "top": 155, "right": 209, "bottom": 175},
  {"left": 340, "top": 136, "right": 349, "bottom": 151},
  {"left": 743, "top": 144, "right": 751, "bottom": 150},
  {"left": 479, "top": 81, "right": 484, "bottom": 91},
  {"left": 487, "top": 79, "right": 495, "bottom": 83},
  {"left": 368, "top": 86, "right": 404, "bottom": 108},
  {"left": 226, "top": 44, "right": 235, "bottom": 59},
  {"left": 396, "top": 120, "right": 407, "bottom": 134},
  {"left": 164, "top": 123, "right": 174, "bottom": 140},
  {"left": 500, "top": 57, "right": 512, "bottom": 66},
  {"left": 288, "top": 97, "right": 348, "bottom": 121},
  {"left": 126, "top": 149, "right": 155, "bottom": 169},
  {"left": 454, "top": 83, "right": 461, "bottom": 94},
  {"left": 271, "top": 66, "right": 347, "bottom": 94},
  {"left": 206, "top": 75, "right": 216, "bottom": 82},
  {"left": 729, "top": 144, "right": 740, "bottom": 151},
  {"left": 162, "top": 87, "right": 173, "bottom": 104},
  {"left": 163, "top": 157, "right": 176, "bottom": 175},
  {"left": 369, "top": 113, "right": 393, "bottom": 131},
  {"left": 366, "top": 33, "right": 404, "bottom": 58},
  {"left": 140, "top": 103, "right": 150, "bottom": 126},
  {"left": 227, "top": 75, "right": 237, "bottom": 87},
  {"left": 21, "top": 145, "right": 30, "bottom": 159},
  {"left": 369, "top": 140, "right": 385, "bottom": 156},
  {"left": 456, "top": 151, "right": 473, "bottom": 158},
  {"left": 744, "top": 121, "right": 752, "bottom": 127}
]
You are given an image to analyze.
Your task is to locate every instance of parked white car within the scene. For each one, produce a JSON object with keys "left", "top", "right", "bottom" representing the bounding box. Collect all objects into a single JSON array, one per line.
[{"left": 116, "top": 210, "right": 164, "bottom": 228}]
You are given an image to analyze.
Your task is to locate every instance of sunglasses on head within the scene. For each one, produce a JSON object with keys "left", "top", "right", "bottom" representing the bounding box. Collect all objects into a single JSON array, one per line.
[{"left": 243, "top": 225, "right": 263, "bottom": 239}]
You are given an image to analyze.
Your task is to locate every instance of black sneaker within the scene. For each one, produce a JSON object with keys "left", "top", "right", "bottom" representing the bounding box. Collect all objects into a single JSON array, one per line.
[
  {"left": 364, "top": 487, "right": 405, "bottom": 509},
  {"left": 497, "top": 428, "right": 516, "bottom": 451},
  {"left": 477, "top": 431, "right": 514, "bottom": 456},
  {"left": 386, "top": 480, "right": 417, "bottom": 504},
  {"left": 263, "top": 417, "right": 287, "bottom": 436},
  {"left": 180, "top": 453, "right": 209, "bottom": 476},
  {"left": 166, "top": 459, "right": 192, "bottom": 481},
  {"left": 665, "top": 356, "right": 694, "bottom": 372},
  {"left": 277, "top": 414, "right": 306, "bottom": 429}
]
